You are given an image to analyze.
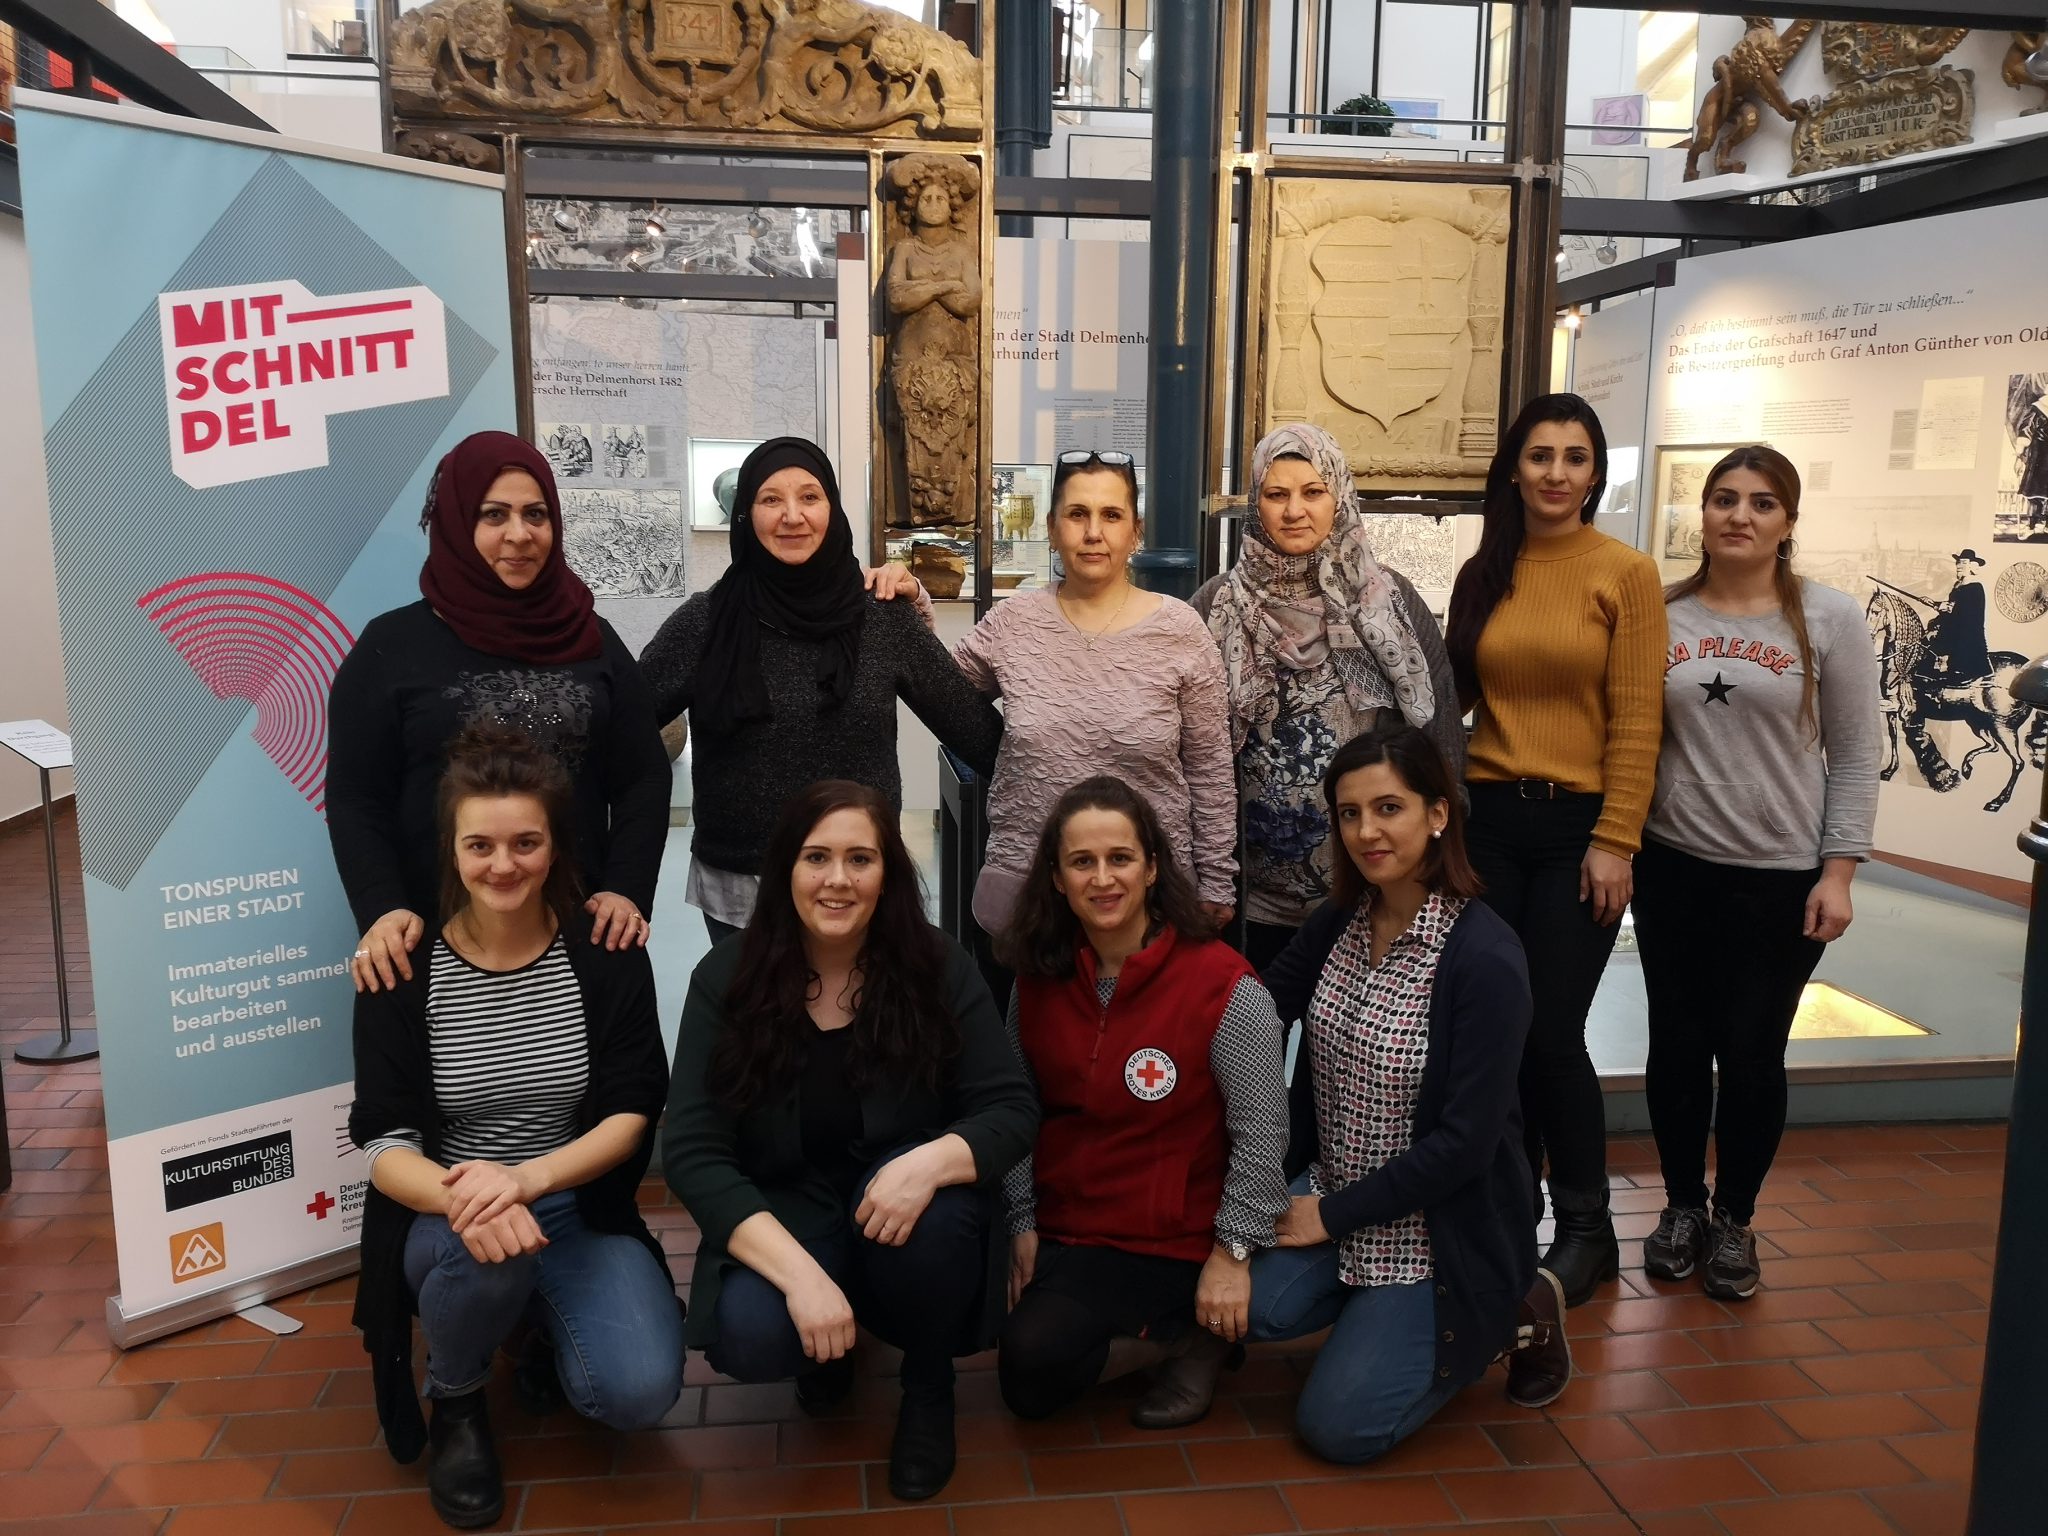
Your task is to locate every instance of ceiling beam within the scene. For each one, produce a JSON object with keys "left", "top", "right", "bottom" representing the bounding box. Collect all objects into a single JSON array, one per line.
[{"left": 1561, "top": 195, "right": 1812, "bottom": 240}]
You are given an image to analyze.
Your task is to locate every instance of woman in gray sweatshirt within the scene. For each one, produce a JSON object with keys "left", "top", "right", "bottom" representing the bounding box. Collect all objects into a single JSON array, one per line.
[{"left": 1630, "top": 444, "right": 1881, "bottom": 1303}]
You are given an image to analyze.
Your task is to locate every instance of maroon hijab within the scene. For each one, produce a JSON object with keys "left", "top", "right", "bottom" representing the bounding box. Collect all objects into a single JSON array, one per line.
[{"left": 418, "top": 430, "right": 601, "bottom": 665}]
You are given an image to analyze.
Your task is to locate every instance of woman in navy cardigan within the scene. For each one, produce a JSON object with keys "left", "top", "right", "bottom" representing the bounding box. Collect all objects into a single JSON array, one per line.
[{"left": 1252, "top": 721, "right": 1570, "bottom": 1463}]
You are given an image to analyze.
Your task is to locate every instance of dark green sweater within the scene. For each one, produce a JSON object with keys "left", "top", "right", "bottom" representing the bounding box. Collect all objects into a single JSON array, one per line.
[{"left": 664, "top": 928, "right": 1037, "bottom": 1351}]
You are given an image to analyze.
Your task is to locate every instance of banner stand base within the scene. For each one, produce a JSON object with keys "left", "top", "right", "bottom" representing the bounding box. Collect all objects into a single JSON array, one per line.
[
  {"left": 234, "top": 1303, "right": 306, "bottom": 1337},
  {"left": 107, "top": 1245, "right": 359, "bottom": 1350},
  {"left": 15, "top": 1028, "right": 100, "bottom": 1065}
]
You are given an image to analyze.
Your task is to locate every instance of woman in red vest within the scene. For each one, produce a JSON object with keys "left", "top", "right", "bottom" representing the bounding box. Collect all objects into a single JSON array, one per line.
[{"left": 995, "top": 777, "right": 1291, "bottom": 1430}]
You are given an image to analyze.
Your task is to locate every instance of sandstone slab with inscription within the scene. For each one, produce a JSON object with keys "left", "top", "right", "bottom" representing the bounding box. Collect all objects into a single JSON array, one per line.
[{"left": 1262, "top": 180, "right": 1511, "bottom": 495}]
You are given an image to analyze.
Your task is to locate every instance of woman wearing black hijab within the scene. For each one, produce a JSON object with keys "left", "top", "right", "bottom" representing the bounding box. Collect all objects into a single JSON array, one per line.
[
  {"left": 639, "top": 436, "right": 1003, "bottom": 940},
  {"left": 327, "top": 430, "right": 673, "bottom": 993}
]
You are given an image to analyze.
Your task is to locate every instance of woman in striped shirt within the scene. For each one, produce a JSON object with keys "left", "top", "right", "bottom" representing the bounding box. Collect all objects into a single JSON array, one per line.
[{"left": 350, "top": 726, "right": 681, "bottom": 1531}]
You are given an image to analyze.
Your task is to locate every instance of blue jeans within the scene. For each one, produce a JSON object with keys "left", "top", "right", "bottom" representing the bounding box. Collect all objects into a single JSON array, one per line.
[
  {"left": 404, "top": 1188, "right": 684, "bottom": 1430},
  {"left": 707, "top": 1157, "right": 989, "bottom": 1387},
  {"left": 1246, "top": 1176, "right": 1473, "bottom": 1464}
]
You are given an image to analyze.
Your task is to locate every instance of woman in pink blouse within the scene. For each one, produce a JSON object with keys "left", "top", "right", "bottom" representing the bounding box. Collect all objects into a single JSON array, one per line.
[{"left": 953, "top": 451, "right": 1239, "bottom": 967}]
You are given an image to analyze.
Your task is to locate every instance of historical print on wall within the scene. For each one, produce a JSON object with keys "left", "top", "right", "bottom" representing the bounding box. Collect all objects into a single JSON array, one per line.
[
  {"left": 1995, "top": 372, "right": 2048, "bottom": 543},
  {"left": 541, "top": 421, "right": 597, "bottom": 480},
  {"left": 1262, "top": 178, "right": 1512, "bottom": 496},
  {"left": 561, "top": 489, "right": 687, "bottom": 596},
  {"left": 1650, "top": 444, "right": 1745, "bottom": 580}
]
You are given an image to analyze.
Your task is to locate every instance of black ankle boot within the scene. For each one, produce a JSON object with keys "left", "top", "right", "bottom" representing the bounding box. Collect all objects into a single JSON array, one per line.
[
  {"left": 795, "top": 1353, "right": 855, "bottom": 1416},
  {"left": 427, "top": 1387, "right": 503, "bottom": 1529},
  {"left": 888, "top": 1357, "right": 956, "bottom": 1502},
  {"left": 1540, "top": 1184, "right": 1620, "bottom": 1308}
]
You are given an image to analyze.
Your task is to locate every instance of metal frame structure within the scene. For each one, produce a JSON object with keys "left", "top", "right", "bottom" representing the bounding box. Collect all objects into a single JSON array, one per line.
[{"left": 381, "top": 1, "right": 999, "bottom": 595}]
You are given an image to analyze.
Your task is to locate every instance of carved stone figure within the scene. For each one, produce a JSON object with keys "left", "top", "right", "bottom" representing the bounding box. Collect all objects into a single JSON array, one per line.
[
  {"left": 1262, "top": 180, "right": 1511, "bottom": 496},
  {"left": 393, "top": 127, "right": 503, "bottom": 171},
  {"left": 1681, "top": 16, "right": 1818, "bottom": 181},
  {"left": 2006, "top": 32, "right": 2048, "bottom": 114},
  {"left": 386, "top": 0, "right": 982, "bottom": 139},
  {"left": 882, "top": 154, "right": 981, "bottom": 529}
]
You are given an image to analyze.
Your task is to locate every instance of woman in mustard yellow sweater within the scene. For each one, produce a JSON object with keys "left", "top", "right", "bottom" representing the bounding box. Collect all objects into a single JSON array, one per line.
[{"left": 1444, "top": 394, "right": 1666, "bottom": 1309}]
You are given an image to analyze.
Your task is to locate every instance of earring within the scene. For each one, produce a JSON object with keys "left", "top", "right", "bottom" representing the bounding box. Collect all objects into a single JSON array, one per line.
[
  {"left": 1778, "top": 537, "right": 1797, "bottom": 561},
  {"left": 1430, "top": 828, "right": 1443, "bottom": 840}
]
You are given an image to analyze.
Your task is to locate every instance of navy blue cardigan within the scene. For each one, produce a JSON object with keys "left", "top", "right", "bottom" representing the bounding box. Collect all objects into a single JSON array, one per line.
[{"left": 1261, "top": 897, "right": 1537, "bottom": 1387}]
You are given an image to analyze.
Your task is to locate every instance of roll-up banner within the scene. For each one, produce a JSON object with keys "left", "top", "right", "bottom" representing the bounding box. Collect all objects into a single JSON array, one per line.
[{"left": 14, "top": 93, "right": 517, "bottom": 1345}]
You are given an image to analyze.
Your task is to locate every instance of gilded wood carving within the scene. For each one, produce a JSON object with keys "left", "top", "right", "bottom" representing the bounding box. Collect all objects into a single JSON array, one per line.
[
  {"left": 1263, "top": 180, "right": 1511, "bottom": 496},
  {"left": 388, "top": 0, "right": 983, "bottom": 138},
  {"left": 881, "top": 154, "right": 981, "bottom": 530},
  {"left": 1680, "top": 16, "right": 1817, "bottom": 181}
]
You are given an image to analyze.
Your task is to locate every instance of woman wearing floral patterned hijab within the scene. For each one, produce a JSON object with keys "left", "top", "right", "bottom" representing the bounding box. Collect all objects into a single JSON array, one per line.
[{"left": 1193, "top": 423, "right": 1464, "bottom": 971}]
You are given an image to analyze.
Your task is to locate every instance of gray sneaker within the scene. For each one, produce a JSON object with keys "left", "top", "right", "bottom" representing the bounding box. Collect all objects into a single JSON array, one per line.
[
  {"left": 1702, "top": 1209, "right": 1761, "bottom": 1300},
  {"left": 1643, "top": 1205, "right": 1710, "bottom": 1280}
]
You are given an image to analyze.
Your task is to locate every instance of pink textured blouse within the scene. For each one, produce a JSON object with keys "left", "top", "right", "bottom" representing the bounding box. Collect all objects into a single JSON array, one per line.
[{"left": 953, "top": 588, "right": 1240, "bottom": 931}]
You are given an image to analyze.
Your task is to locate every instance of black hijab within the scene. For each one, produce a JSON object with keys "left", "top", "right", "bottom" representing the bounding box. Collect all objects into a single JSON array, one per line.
[{"left": 697, "top": 437, "right": 868, "bottom": 734}]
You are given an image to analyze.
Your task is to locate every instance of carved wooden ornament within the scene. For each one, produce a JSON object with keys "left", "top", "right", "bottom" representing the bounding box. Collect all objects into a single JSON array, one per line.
[
  {"left": 1263, "top": 180, "right": 1511, "bottom": 495},
  {"left": 388, "top": 0, "right": 983, "bottom": 139}
]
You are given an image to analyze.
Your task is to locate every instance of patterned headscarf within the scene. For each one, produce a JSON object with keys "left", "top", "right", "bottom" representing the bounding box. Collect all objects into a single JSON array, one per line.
[{"left": 1206, "top": 423, "right": 1436, "bottom": 750}]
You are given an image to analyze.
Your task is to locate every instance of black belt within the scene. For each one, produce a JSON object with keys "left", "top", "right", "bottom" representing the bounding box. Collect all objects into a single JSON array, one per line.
[{"left": 1474, "top": 778, "right": 1576, "bottom": 800}]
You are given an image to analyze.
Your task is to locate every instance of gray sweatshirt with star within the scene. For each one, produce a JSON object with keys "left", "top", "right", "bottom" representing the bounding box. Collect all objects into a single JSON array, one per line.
[{"left": 1646, "top": 583, "right": 1883, "bottom": 870}]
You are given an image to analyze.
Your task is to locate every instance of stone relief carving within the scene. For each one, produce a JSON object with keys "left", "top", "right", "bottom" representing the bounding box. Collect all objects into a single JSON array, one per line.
[
  {"left": 387, "top": 0, "right": 982, "bottom": 139},
  {"left": 393, "top": 127, "right": 503, "bottom": 171},
  {"left": 1263, "top": 180, "right": 1511, "bottom": 496},
  {"left": 881, "top": 154, "right": 981, "bottom": 530},
  {"left": 1680, "top": 16, "right": 1817, "bottom": 181}
]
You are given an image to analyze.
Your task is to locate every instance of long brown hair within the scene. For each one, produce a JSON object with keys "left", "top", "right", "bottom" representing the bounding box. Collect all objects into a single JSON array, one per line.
[
  {"left": 1664, "top": 444, "right": 1818, "bottom": 738},
  {"left": 998, "top": 776, "right": 1216, "bottom": 980},
  {"left": 434, "top": 724, "right": 584, "bottom": 930},
  {"left": 1445, "top": 393, "right": 1609, "bottom": 708},
  {"left": 709, "top": 781, "right": 955, "bottom": 1111},
  {"left": 1322, "top": 722, "right": 1483, "bottom": 907}
]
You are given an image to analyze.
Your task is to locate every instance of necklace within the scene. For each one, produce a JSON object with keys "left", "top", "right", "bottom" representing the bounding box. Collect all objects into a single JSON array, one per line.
[{"left": 1058, "top": 580, "right": 1134, "bottom": 650}]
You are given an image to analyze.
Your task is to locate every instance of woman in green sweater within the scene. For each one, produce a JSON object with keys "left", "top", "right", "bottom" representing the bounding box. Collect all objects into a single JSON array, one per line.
[{"left": 664, "top": 780, "right": 1037, "bottom": 1503}]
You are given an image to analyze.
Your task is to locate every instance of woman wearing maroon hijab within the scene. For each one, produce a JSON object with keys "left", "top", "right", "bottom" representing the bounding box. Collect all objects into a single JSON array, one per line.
[{"left": 328, "top": 431, "right": 672, "bottom": 993}]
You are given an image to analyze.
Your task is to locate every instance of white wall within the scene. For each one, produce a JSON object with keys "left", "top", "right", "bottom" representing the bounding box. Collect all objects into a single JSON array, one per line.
[{"left": 0, "top": 216, "right": 74, "bottom": 820}]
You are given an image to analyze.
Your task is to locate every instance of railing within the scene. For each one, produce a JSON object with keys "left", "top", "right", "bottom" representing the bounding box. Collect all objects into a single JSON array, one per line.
[{"left": 1967, "top": 655, "right": 2048, "bottom": 1534}]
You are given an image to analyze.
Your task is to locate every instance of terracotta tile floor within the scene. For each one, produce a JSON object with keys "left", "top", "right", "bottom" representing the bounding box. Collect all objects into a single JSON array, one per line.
[{"left": 0, "top": 806, "right": 2002, "bottom": 1534}]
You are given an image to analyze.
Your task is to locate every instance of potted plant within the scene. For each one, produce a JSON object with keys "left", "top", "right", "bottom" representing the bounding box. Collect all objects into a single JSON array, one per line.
[{"left": 1330, "top": 93, "right": 1394, "bottom": 136}]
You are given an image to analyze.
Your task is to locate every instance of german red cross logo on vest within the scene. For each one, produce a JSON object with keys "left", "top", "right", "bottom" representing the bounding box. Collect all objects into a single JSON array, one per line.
[{"left": 1124, "top": 1048, "right": 1177, "bottom": 1101}]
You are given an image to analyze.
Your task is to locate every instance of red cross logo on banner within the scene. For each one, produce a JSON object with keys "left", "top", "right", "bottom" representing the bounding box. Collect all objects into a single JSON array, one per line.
[
  {"left": 1124, "top": 1048, "right": 1178, "bottom": 1101},
  {"left": 306, "top": 1191, "right": 335, "bottom": 1220}
]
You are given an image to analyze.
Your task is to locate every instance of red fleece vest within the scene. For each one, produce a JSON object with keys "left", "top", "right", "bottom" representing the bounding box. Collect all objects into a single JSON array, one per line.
[{"left": 1017, "top": 928, "right": 1254, "bottom": 1262}]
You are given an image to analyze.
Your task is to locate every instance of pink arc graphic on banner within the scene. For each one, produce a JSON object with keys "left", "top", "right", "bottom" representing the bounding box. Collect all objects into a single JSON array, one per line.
[{"left": 137, "top": 573, "right": 356, "bottom": 813}]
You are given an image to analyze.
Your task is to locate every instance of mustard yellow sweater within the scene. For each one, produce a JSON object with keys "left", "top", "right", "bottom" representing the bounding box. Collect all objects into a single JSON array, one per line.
[{"left": 1466, "top": 522, "right": 1668, "bottom": 857}]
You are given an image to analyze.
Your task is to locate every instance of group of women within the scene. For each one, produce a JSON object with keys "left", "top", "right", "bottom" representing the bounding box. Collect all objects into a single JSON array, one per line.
[{"left": 333, "top": 396, "right": 1880, "bottom": 1527}]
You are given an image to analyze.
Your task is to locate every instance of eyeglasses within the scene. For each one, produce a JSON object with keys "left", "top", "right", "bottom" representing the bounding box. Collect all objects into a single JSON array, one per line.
[{"left": 1056, "top": 450, "right": 1136, "bottom": 468}]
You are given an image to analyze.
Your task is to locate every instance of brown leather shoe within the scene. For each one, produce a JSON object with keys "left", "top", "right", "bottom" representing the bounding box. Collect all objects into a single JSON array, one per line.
[
  {"left": 1129, "top": 1330, "right": 1244, "bottom": 1429},
  {"left": 1505, "top": 1268, "right": 1571, "bottom": 1409}
]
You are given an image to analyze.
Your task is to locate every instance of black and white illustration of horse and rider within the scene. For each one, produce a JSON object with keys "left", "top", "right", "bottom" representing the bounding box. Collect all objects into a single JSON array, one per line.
[{"left": 1865, "top": 550, "right": 2046, "bottom": 813}]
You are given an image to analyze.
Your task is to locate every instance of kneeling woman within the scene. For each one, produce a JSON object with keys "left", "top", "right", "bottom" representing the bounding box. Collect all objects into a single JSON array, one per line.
[
  {"left": 351, "top": 727, "right": 682, "bottom": 1530},
  {"left": 998, "top": 778, "right": 1291, "bottom": 1429},
  {"left": 1254, "top": 723, "right": 1569, "bottom": 1465},
  {"left": 664, "top": 782, "right": 1036, "bottom": 1502}
]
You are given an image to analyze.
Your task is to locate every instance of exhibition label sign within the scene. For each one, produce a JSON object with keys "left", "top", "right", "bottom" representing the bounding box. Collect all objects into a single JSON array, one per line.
[{"left": 15, "top": 94, "right": 514, "bottom": 1342}]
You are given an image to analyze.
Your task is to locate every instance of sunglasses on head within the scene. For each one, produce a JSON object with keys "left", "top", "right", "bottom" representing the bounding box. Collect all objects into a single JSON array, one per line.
[{"left": 1056, "top": 450, "right": 1136, "bottom": 468}]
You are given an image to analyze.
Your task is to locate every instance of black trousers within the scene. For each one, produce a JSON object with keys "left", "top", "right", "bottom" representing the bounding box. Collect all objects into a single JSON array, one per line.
[
  {"left": 1631, "top": 838, "right": 1827, "bottom": 1225},
  {"left": 1464, "top": 783, "right": 1619, "bottom": 1198},
  {"left": 707, "top": 1154, "right": 990, "bottom": 1388},
  {"left": 998, "top": 1239, "right": 1203, "bottom": 1419}
]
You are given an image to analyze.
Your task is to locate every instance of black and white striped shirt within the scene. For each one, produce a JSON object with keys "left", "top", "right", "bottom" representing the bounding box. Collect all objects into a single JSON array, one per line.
[{"left": 363, "top": 936, "right": 589, "bottom": 1170}]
